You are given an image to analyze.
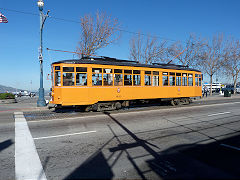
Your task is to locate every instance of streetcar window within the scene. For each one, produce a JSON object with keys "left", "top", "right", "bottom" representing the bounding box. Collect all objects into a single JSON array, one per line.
[
  {"left": 188, "top": 77, "right": 193, "bottom": 86},
  {"left": 55, "top": 71, "right": 61, "bottom": 86},
  {"left": 133, "top": 75, "right": 141, "bottom": 86},
  {"left": 145, "top": 75, "right": 151, "bottom": 86},
  {"left": 92, "top": 73, "right": 102, "bottom": 86},
  {"left": 76, "top": 67, "right": 87, "bottom": 72},
  {"left": 104, "top": 69, "right": 112, "bottom": 73},
  {"left": 114, "top": 69, "right": 122, "bottom": 73},
  {"left": 182, "top": 76, "right": 187, "bottom": 86},
  {"left": 114, "top": 74, "right": 123, "bottom": 86},
  {"left": 176, "top": 76, "right": 181, "bottom": 86},
  {"left": 55, "top": 66, "right": 60, "bottom": 70},
  {"left": 103, "top": 74, "right": 113, "bottom": 86},
  {"left": 169, "top": 76, "right": 175, "bottom": 86},
  {"left": 195, "top": 77, "right": 199, "bottom": 86},
  {"left": 124, "top": 75, "right": 132, "bottom": 85},
  {"left": 152, "top": 75, "right": 159, "bottom": 86},
  {"left": 195, "top": 74, "right": 202, "bottom": 86},
  {"left": 92, "top": 68, "right": 102, "bottom": 73},
  {"left": 199, "top": 78, "right": 202, "bottom": 86},
  {"left": 182, "top": 73, "right": 187, "bottom": 77},
  {"left": 163, "top": 76, "right": 168, "bottom": 86},
  {"left": 170, "top": 72, "right": 175, "bottom": 76},
  {"left": 145, "top": 71, "right": 151, "bottom": 75},
  {"left": 76, "top": 73, "right": 87, "bottom": 86},
  {"left": 153, "top": 71, "right": 159, "bottom": 75},
  {"left": 63, "top": 73, "right": 75, "bottom": 86},
  {"left": 133, "top": 70, "right": 140, "bottom": 74},
  {"left": 63, "top": 67, "right": 74, "bottom": 72},
  {"left": 124, "top": 70, "right": 132, "bottom": 74},
  {"left": 162, "top": 72, "right": 168, "bottom": 75},
  {"left": 176, "top": 73, "right": 181, "bottom": 76}
]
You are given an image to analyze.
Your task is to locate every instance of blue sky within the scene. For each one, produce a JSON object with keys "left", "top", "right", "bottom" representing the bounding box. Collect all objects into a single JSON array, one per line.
[{"left": 0, "top": 0, "right": 240, "bottom": 91}]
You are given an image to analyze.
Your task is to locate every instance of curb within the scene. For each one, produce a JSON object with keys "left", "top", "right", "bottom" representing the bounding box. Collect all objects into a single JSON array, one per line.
[{"left": 0, "top": 99, "right": 17, "bottom": 104}]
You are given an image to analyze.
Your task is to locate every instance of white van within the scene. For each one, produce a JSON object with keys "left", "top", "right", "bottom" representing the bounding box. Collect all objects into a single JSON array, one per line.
[{"left": 204, "top": 83, "right": 222, "bottom": 93}]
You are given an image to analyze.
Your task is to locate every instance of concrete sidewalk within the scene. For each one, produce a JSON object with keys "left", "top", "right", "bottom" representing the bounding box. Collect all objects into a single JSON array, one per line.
[
  {"left": 0, "top": 97, "right": 49, "bottom": 113},
  {"left": 195, "top": 94, "right": 240, "bottom": 101}
]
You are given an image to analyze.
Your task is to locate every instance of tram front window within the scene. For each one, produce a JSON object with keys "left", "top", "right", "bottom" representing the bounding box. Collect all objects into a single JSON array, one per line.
[
  {"left": 63, "top": 73, "right": 75, "bottom": 86},
  {"left": 55, "top": 71, "right": 61, "bottom": 86}
]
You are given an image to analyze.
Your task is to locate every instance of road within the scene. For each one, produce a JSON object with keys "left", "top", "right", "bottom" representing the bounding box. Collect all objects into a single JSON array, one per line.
[{"left": 0, "top": 96, "right": 240, "bottom": 179}]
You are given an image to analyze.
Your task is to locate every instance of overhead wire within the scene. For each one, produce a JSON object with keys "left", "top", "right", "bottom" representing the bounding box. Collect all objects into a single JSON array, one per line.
[{"left": 0, "top": 7, "right": 178, "bottom": 42}]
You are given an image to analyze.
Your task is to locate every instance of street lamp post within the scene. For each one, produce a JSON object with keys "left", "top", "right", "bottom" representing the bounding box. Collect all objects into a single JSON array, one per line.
[{"left": 37, "top": 0, "right": 49, "bottom": 107}]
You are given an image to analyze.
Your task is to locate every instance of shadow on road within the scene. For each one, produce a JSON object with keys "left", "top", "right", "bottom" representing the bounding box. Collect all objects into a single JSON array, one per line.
[
  {"left": 146, "top": 133, "right": 240, "bottom": 179},
  {"left": 0, "top": 139, "right": 13, "bottom": 153},
  {"left": 65, "top": 151, "right": 114, "bottom": 179},
  {"left": 65, "top": 112, "right": 240, "bottom": 179}
]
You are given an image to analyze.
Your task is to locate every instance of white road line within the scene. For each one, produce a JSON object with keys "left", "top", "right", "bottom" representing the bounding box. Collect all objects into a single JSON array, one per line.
[
  {"left": 33, "top": 130, "right": 97, "bottom": 140},
  {"left": 220, "top": 143, "right": 240, "bottom": 151},
  {"left": 15, "top": 112, "right": 47, "bottom": 180},
  {"left": 208, "top": 112, "right": 231, "bottom": 117},
  {"left": 28, "top": 101, "right": 240, "bottom": 124}
]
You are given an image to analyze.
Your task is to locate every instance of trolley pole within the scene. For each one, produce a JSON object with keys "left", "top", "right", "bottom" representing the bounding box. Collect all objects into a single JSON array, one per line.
[{"left": 37, "top": 0, "right": 49, "bottom": 107}]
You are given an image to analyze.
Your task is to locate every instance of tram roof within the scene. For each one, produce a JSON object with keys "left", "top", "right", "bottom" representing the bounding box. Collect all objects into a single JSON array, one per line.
[{"left": 52, "top": 57, "right": 201, "bottom": 72}]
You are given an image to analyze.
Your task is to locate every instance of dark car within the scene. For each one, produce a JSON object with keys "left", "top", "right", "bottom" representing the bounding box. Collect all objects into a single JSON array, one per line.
[{"left": 222, "top": 85, "right": 234, "bottom": 94}]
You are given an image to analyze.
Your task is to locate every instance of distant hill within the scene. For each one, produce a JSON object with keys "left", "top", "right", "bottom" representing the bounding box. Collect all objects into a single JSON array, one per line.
[{"left": 0, "top": 84, "right": 24, "bottom": 93}]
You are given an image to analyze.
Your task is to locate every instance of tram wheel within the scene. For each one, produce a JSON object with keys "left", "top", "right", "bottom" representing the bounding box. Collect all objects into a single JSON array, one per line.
[
  {"left": 85, "top": 105, "right": 92, "bottom": 112},
  {"left": 174, "top": 99, "right": 180, "bottom": 105},
  {"left": 184, "top": 98, "right": 190, "bottom": 104},
  {"left": 115, "top": 102, "right": 122, "bottom": 110},
  {"left": 171, "top": 99, "right": 180, "bottom": 106}
]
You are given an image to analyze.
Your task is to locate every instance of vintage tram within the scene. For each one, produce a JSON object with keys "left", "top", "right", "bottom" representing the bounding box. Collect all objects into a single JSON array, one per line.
[{"left": 49, "top": 57, "right": 202, "bottom": 111}]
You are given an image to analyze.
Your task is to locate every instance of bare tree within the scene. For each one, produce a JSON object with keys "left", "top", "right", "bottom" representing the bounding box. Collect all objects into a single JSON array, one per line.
[
  {"left": 76, "top": 11, "right": 121, "bottom": 57},
  {"left": 222, "top": 38, "right": 240, "bottom": 94},
  {"left": 197, "top": 33, "right": 226, "bottom": 95},
  {"left": 129, "top": 32, "right": 167, "bottom": 64},
  {"left": 167, "top": 34, "right": 204, "bottom": 67}
]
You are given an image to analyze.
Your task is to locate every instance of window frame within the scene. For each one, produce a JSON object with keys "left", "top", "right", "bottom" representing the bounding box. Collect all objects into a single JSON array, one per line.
[
  {"left": 62, "top": 66, "right": 75, "bottom": 86},
  {"left": 92, "top": 68, "right": 103, "bottom": 86},
  {"left": 103, "top": 68, "right": 113, "bottom": 86},
  {"left": 145, "top": 71, "right": 152, "bottom": 86},
  {"left": 54, "top": 66, "right": 61, "bottom": 86},
  {"left": 162, "top": 72, "right": 168, "bottom": 86},
  {"left": 133, "top": 70, "right": 141, "bottom": 86}
]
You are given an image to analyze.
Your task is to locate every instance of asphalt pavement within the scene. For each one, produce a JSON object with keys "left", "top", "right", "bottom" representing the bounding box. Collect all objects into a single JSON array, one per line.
[{"left": 0, "top": 95, "right": 240, "bottom": 179}]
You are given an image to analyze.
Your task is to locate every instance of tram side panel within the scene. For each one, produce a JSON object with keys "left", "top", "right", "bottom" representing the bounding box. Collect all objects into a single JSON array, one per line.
[{"left": 61, "top": 87, "right": 90, "bottom": 106}]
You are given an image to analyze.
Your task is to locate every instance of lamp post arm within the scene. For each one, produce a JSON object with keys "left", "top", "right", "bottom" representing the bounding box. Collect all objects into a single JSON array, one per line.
[{"left": 41, "top": 10, "right": 50, "bottom": 30}]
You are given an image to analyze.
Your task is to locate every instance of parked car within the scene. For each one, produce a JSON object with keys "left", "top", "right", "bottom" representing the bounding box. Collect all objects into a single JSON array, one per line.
[
  {"left": 222, "top": 85, "right": 240, "bottom": 94},
  {"left": 14, "top": 91, "right": 36, "bottom": 97},
  {"left": 236, "top": 86, "right": 240, "bottom": 93},
  {"left": 29, "top": 92, "right": 36, "bottom": 97},
  {"left": 204, "top": 83, "right": 222, "bottom": 93}
]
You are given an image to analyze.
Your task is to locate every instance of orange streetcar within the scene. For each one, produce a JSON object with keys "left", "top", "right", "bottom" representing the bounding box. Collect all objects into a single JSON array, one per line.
[{"left": 50, "top": 57, "right": 202, "bottom": 111}]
